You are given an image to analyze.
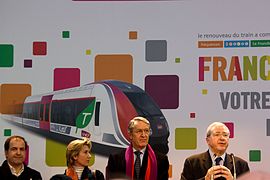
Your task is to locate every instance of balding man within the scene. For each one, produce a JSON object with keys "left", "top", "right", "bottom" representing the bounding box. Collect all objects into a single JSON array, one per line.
[{"left": 0, "top": 135, "right": 42, "bottom": 180}]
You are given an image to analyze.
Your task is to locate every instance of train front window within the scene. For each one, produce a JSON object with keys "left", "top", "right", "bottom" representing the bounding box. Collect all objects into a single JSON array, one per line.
[
  {"left": 123, "top": 92, "right": 169, "bottom": 136},
  {"left": 51, "top": 98, "right": 92, "bottom": 126}
]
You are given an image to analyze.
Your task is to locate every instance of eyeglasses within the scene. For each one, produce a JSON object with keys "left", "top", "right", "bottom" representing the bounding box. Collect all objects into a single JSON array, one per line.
[
  {"left": 212, "top": 132, "right": 230, "bottom": 138},
  {"left": 133, "top": 128, "right": 152, "bottom": 136}
]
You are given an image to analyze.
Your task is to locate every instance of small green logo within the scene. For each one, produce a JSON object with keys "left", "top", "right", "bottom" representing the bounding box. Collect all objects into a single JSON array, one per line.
[{"left": 75, "top": 99, "right": 96, "bottom": 133}]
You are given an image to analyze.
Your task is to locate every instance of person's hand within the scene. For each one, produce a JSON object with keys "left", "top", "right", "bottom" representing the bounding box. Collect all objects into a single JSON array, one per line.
[{"left": 205, "top": 165, "right": 233, "bottom": 180}]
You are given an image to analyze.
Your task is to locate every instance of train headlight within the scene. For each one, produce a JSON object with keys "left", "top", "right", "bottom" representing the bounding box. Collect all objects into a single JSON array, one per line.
[
  {"left": 149, "top": 128, "right": 153, "bottom": 136},
  {"left": 157, "top": 124, "right": 163, "bottom": 130}
]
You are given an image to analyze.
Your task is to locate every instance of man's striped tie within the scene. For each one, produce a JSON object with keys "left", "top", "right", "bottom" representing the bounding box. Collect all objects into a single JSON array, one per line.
[{"left": 134, "top": 151, "right": 141, "bottom": 180}]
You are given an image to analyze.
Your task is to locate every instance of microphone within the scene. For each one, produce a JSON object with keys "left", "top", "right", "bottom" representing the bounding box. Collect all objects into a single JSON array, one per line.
[{"left": 231, "top": 153, "right": 237, "bottom": 180}]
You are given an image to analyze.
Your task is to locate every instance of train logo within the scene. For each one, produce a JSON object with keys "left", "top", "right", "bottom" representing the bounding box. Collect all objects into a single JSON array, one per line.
[{"left": 21, "top": 80, "right": 170, "bottom": 155}]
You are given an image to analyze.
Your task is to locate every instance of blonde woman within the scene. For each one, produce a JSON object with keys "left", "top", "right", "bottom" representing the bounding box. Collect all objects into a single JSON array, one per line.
[{"left": 65, "top": 138, "right": 104, "bottom": 180}]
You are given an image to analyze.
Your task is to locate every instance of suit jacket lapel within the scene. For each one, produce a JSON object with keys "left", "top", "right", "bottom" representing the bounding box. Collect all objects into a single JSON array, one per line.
[
  {"left": 202, "top": 151, "right": 213, "bottom": 172},
  {"left": 224, "top": 154, "right": 234, "bottom": 173},
  {"left": 140, "top": 147, "right": 148, "bottom": 177}
]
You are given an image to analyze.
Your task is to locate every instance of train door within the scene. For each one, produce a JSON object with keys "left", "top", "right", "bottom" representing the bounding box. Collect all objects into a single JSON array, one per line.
[
  {"left": 93, "top": 101, "right": 101, "bottom": 135},
  {"left": 39, "top": 95, "right": 53, "bottom": 130}
]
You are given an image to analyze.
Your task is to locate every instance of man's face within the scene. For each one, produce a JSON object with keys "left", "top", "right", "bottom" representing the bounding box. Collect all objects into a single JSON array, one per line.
[
  {"left": 129, "top": 121, "right": 150, "bottom": 150},
  {"left": 206, "top": 125, "right": 230, "bottom": 156},
  {"left": 5, "top": 138, "right": 26, "bottom": 167}
]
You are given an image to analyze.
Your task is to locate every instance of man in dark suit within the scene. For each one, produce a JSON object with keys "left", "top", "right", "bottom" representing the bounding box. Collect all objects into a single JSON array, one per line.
[
  {"left": 181, "top": 122, "right": 249, "bottom": 180},
  {"left": 0, "top": 135, "right": 42, "bottom": 180},
  {"left": 106, "top": 116, "right": 169, "bottom": 180}
]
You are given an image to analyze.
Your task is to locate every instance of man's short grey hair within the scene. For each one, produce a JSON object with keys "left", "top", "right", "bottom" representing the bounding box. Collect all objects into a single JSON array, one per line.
[
  {"left": 127, "top": 116, "right": 150, "bottom": 133},
  {"left": 206, "top": 122, "right": 230, "bottom": 137}
]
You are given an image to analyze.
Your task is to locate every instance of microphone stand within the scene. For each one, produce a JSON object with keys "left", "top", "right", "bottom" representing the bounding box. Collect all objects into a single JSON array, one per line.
[{"left": 231, "top": 153, "right": 237, "bottom": 180}]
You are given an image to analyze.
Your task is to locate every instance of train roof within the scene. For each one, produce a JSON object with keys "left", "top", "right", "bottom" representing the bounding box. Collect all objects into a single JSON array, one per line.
[
  {"left": 97, "top": 80, "right": 144, "bottom": 93},
  {"left": 25, "top": 80, "right": 145, "bottom": 102}
]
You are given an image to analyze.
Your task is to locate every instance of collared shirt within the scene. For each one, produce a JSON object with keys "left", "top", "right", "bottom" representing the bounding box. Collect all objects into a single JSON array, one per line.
[
  {"left": 8, "top": 162, "right": 24, "bottom": 177},
  {"left": 209, "top": 149, "right": 226, "bottom": 166},
  {"left": 133, "top": 147, "right": 146, "bottom": 166}
]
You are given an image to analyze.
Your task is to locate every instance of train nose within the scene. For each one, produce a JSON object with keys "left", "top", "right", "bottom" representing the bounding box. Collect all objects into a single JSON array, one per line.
[
  {"left": 147, "top": 116, "right": 170, "bottom": 154},
  {"left": 149, "top": 131, "right": 170, "bottom": 154}
]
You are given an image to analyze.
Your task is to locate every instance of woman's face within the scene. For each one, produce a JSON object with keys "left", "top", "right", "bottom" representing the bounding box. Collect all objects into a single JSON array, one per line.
[{"left": 74, "top": 145, "right": 91, "bottom": 167}]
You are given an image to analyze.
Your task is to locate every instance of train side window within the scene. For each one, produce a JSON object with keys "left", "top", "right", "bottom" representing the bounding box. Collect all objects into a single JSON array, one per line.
[
  {"left": 62, "top": 101, "right": 75, "bottom": 126},
  {"left": 40, "top": 104, "right": 44, "bottom": 120},
  {"left": 57, "top": 103, "right": 61, "bottom": 123},
  {"left": 73, "top": 99, "right": 92, "bottom": 126},
  {"left": 29, "top": 105, "right": 34, "bottom": 119},
  {"left": 53, "top": 99, "right": 92, "bottom": 126},
  {"left": 51, "top": 102, "right": 60, "bottom": 124},
  {"left": 27, "top": 104, "right": 32, "bottom": 119},
  {"left": 22, "top": 104, "right": 29, "bottom": 118},
  {"left": 33, "top": 103, "right": 39, "bottom": 120},
  {"left": 95, "top": 102, "right": 101, "bottom": 126},
  {"left": 75, "top": 99, "right": 91, "bottom": 114},
  {"left": 45, "top": 103, "right": 50, "bottom": 121}
]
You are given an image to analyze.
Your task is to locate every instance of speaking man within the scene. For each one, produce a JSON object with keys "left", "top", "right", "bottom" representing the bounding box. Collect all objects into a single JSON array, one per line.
[{"left": 181, "top": 122, "right": 249, "bottom": 180}]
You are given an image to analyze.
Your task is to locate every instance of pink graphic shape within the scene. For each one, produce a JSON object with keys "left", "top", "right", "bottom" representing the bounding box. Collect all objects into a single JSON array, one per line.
[
  {"left": 24, "top": 59, "right": 32, "bottom": 68},
  {"left": 190, "top": 112, "right": 196, "bottom": 118},
  {"left": 224, "top": 122, "right": 234, "bottom": 138},
  {"left": 145, "top": 75, "right": 179, "bottom": 109},
  {"left": 54, "top": 68, "right": 80, "bottom": 91},
  {"left": 33, "top": 41, "right": 47, "bottom": 55},
  {"left": 24, "top": 145, "right": 29, "bottom": 165}
]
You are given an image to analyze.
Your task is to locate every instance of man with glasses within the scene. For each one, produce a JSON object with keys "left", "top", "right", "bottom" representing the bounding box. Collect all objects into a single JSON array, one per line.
[
  {"left": 180, "top": 122, "right": 249, "bottom": 180},
  {"left": 106, "top": 116, "right": 169, "bottom": 180}
]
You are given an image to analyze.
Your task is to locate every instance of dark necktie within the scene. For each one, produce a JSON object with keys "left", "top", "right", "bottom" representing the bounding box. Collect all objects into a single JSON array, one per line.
[
  {"left": 215, "top": 156, "right": 222, "bottom": 165},
  {"left": 134, "top": 151, "right": 141, "bottom": 179},
  {"left": 215, "top": 157, "right": 226, "bottom": 180}
]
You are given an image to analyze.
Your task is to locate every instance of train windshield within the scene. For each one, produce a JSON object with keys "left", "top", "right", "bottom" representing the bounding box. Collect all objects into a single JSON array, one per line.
[
  {"left": 124, "top": 92, "right": 162, "bottom": 117},
  {"left": 105, "top": 80, "right": 163, "bottom": 117},
  {"left": 106, "top": 80, "right": 169, "bottom": 145}
]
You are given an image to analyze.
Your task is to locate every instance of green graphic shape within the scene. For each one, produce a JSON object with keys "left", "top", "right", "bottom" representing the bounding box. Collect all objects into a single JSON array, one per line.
[
  {"left": 4, "top": 129, "right": 12, "bottom": 136},
  {"left": 62, "top": 31, "right": 70, "bottom": 38},
  {"left": 76, "top": 99, "right": 96, "bottom": 129},
  {"left": 175, "top": 57, "right": 181, "bottom": 63},
  {"left": 249, "top": 150, "right": 261, "bottom": 162},
  {"left": 175, "top": 128, "right": 197, "bottom": 149},
  {"left": 46, "top": 138, "right": 95, "bottom": 166},
  {"left": 251, "top": 40, "right": 270, "bottom": 47},
  {"left": 0, "top": 44, "right": 14, "bottom": 67}
]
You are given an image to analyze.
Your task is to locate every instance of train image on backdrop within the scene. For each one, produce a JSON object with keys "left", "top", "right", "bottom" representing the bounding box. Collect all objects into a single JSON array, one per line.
[{"left": 21, "top": 80, "right": 170, "bottom": 155}]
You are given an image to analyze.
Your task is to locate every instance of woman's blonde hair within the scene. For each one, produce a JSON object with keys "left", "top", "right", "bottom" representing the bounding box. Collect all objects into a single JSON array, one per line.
[{"left": 66, "top": 138, "right": 91, "bottom": 167}]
